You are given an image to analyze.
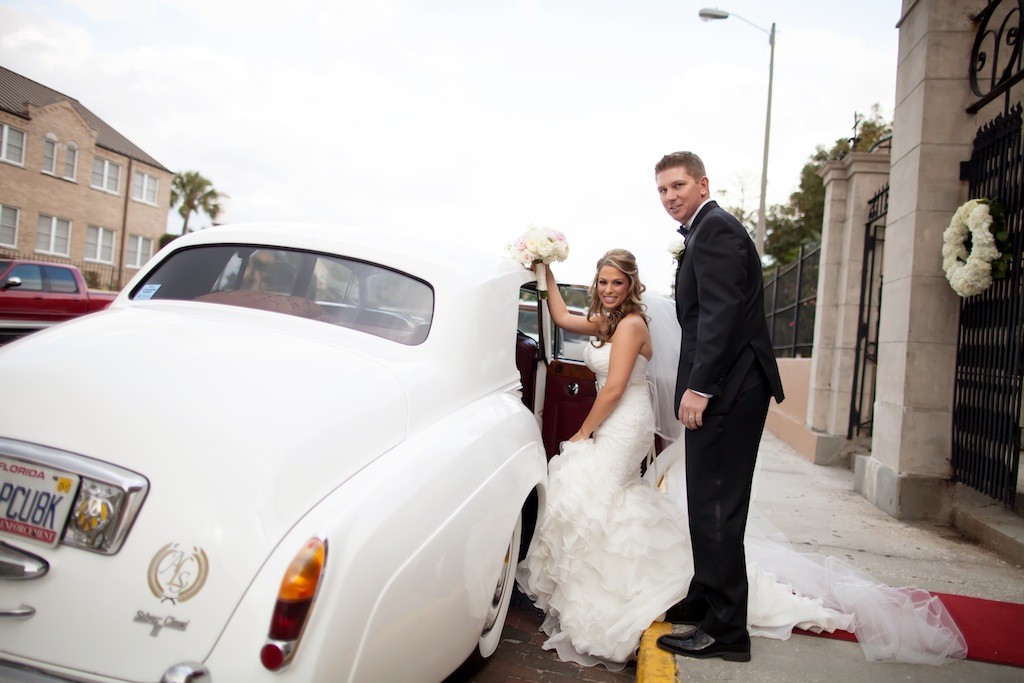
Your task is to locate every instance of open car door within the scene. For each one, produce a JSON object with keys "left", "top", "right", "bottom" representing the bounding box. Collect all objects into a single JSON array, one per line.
[{"left": 514, "top": 282, "right": 598, "bottom": 458}]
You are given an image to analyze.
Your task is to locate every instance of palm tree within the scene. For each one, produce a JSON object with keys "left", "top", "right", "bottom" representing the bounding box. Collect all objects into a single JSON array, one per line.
[{"left": 170, "top": 170, "right": 225, "bottom": 233}]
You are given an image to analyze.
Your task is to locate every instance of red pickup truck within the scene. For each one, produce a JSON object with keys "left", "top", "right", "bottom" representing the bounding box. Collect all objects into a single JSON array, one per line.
[{"left": 0, "top": 259, "right": 116, "bottom": 340}]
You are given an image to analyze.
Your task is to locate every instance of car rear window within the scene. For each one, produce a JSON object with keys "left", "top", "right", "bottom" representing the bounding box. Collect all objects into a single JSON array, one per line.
[{"left": 129, "top": 245, "right": 433, "bottom": 345}]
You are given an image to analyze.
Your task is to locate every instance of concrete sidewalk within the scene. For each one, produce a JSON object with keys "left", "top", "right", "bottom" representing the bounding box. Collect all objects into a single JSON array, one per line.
[{"left": 636, "top": 431, "right": 1024, "bottom": 683}]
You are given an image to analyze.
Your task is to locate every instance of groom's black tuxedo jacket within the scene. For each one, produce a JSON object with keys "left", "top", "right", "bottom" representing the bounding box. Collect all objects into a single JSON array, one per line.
[{"left": 674, "top": 201, "right": 784, "bottom": 414}]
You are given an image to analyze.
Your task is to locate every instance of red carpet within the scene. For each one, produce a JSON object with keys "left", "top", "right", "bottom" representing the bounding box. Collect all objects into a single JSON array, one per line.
[{"left": 794, "top": 592, "right": 1024, "bottom": 667}]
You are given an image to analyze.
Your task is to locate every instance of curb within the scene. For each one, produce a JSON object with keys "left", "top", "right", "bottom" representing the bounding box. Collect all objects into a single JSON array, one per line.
[{"left": 636, "top": 622, "right": 675, "bottom": 683}]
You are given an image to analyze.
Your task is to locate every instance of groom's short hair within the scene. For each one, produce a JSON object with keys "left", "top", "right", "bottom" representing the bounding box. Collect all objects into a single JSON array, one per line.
[{"left": 655, "top": 151, "right": 706, "bottom": 180}]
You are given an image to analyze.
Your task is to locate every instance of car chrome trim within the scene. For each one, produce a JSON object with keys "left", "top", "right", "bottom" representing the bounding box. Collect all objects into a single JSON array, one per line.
[
  {"left": 0, "top": 319, "right": 53, "bottom": 330},
  {"left": 0, "top": 658, "right": 97, "bottom": 681},
  {"left": 160, "top": 661, "right": 212, "bottom": 683},
  {"left": 0, "top": 437, "right": 149, "bottom": 555},
  {"left": 0, "top": 542, "right": 49, "bottom": 580},
  {"left": 0, "top": 604, "right": 35, "bottom": 618}
]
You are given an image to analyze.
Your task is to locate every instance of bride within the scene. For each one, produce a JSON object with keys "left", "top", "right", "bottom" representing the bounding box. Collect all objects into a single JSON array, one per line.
[{"left": 516, "top": 249, "right": 967, "bottom": 670}]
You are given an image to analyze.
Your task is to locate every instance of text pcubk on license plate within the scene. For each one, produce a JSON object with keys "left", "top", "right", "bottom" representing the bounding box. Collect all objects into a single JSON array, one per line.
[{"left": 0, "top": 455, "right": 79, "bottom": 547}]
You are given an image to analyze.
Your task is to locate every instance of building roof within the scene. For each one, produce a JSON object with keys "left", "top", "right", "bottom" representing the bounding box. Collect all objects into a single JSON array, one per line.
[{"left": 0, "top": 65, "right": 170, "bottom": 172}]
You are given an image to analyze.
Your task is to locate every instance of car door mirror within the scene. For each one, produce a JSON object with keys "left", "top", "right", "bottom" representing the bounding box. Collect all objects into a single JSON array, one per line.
[{"left": 2, "top": 276, "right": 22, "bottom": 290}]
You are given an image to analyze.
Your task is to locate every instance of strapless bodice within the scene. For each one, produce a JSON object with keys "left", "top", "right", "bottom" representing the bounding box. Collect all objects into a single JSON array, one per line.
[{"left": 584, "top": 342, "right": 650, "bottom": 389}]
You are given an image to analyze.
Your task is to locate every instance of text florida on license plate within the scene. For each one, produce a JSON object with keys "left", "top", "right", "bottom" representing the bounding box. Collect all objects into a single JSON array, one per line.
[{"left": 0, "top": 455, "right": 79, "bottom": 547}]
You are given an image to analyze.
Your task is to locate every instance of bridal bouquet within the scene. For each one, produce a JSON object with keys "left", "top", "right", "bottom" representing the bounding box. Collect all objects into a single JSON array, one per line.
[{"left": 506, "top": 226, "right": 569, "bottom": 299}]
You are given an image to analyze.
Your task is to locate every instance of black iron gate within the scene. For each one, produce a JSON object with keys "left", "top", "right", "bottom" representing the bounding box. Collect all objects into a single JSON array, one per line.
[
  {"left": 952, "top": 104, "right": 1024, "bottom": 507},
  {"left": 848, "top": 184, "right": 888, "bottom": 439}
]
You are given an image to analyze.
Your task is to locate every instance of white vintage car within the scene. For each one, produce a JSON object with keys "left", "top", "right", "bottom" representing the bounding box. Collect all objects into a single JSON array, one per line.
[{"left": 0, "top": 224, "right": 605, "bottom": 682}]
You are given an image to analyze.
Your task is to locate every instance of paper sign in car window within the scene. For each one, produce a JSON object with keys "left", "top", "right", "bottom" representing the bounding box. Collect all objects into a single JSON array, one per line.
[{"left": 135, "top": 284, "right": 161, "bottom": 300}]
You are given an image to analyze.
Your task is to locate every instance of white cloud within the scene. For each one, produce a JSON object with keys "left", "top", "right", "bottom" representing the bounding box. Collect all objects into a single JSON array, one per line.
[{"left": 0, "top": 7, "right": 93, "bottom": 73}]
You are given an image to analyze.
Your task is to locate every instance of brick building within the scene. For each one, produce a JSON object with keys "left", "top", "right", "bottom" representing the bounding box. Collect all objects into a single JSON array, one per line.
[{"left": 0, "top": 65, "right": 172, "bottom": 290}]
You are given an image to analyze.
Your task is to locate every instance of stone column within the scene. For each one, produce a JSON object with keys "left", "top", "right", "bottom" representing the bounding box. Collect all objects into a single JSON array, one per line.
[
  {"left": 808, "top": 152, "right": 891, "bottom": 462},
  {"left": 856, "top": 0, "right": 984, "bottom": 521}
]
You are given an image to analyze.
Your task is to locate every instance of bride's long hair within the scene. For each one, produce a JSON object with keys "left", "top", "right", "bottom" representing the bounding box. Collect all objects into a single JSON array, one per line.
[{"left": 588, "top": 248, "right": 648, "bottom": 345}]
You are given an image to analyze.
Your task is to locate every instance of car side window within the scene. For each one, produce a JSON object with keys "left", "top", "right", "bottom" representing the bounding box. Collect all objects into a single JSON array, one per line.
[
  {"left": 44, "top": 266, "right": 79, "bottom": 294},
  {"left": 554, "top": 285, "right": 594, "bottom": 363},
  {"left": 517, "top": 289, "right": 540, "bottom": 343},
  {"left": 9, "top": 264, "right": 43, "bottom": 291}
]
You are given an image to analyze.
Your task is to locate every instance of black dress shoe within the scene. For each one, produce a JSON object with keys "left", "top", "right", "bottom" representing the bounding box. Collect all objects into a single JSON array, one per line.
[
  {"left": 664, "top": 600, "right": 707, "bottom": 625},
  {"left": 657, "top": 627, "right": 751, "bottom": 662}
]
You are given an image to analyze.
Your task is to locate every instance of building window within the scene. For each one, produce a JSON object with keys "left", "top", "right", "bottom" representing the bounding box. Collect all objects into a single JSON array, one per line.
[
  {"left": 86, "top": 226, "right": 116, "bottom": 263},
  {"left": 1, "top": 124, "right": 26, "bottom": 165},
  {"left": 36, "top": 214, "right": 71, "bottom": 256},
  {"left": 132, "top": 171, "right": 159, "bottom": 205},
  {"left": 64, "top": 144, "right": 78, "bottom": 181},
  {"left": 126, "top": 234, "right": 153, "bottom": 269},
  {"left": 0, "top": 205, "right": 18, "bottom": 248},
  {"left": 42, "top": 135, "right": 57, "bottom": 174},
  {"left": 91, "top": 157, "right": 120, "bottom": 194}
]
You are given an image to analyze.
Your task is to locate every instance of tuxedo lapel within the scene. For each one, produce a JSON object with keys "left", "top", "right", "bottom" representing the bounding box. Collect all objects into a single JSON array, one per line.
[{"left": 684, "top": 201, "right": 718, "bottom": 249}]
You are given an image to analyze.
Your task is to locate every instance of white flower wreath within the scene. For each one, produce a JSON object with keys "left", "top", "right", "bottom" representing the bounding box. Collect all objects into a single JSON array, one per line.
[{"left": 941, "top": 198, "right": 1002, "bottom": 297}]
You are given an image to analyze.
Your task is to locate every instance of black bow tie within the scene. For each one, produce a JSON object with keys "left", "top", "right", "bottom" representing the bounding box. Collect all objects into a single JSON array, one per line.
[{"left": 678, "top": 224, "right": 689, "bottom": 237}]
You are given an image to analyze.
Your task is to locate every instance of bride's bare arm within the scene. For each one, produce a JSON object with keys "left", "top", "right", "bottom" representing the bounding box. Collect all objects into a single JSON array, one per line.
[
  {"left": 543, "top": 265, "right": 600, "bottom": 336},
  {"left": 571, "top": 316, "right": 647, "bottom": 441}
]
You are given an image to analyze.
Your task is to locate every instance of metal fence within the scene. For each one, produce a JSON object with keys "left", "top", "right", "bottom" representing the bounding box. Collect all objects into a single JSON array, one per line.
[
  {"left": 952, "top": 103, "right": 1024, "bottom": 507},
  {"left": 0, "top": 248, "right": 119, "bottom": 291},
  {"left": 848, "top": 183, "right": 888, "bottom": 439},
  {"left": 763, "top": 243, "right": 819, "bottom": 358}
]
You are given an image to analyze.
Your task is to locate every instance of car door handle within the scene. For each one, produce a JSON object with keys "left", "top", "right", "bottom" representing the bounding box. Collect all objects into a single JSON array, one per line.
[
  {"left": 0, "top": 605, "right": 35, "bottom": 618},
  {"left": 567, "top": 382, "right": 580, "bottom": 396}
]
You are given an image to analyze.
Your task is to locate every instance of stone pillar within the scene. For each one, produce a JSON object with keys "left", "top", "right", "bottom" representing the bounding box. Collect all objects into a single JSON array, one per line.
[
  {"left": 856, "top": 0, "right": 984, "bottom": 521},
  {"left": 808, "top": 152, "right": 891, "bottom": 462}
]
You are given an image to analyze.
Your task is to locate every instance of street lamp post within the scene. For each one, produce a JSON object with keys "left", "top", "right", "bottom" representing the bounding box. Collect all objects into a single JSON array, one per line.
[{"left": 699, "top": 8, "right": 775, "bottom": 257}]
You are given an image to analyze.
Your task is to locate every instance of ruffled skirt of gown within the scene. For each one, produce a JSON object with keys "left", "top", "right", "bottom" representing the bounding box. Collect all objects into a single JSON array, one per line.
[{"left": 515, "top": 383, "right": 692, "bottom": 669}]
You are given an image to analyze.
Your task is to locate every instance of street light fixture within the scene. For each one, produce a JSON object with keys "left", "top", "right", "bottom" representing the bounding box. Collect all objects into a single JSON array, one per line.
[{"left": 698, "top": 7, "right": 775, "bottom": 257}]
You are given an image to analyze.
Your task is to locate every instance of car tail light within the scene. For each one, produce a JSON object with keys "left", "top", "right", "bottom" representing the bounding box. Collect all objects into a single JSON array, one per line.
[{"left": 260, "top": 537, "right": 327, "bottom": 672}]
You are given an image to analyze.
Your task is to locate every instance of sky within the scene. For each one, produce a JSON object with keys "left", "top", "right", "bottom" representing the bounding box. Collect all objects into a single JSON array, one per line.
[{"left": 0, "top": 0, "right": 900, "bottom": 292}]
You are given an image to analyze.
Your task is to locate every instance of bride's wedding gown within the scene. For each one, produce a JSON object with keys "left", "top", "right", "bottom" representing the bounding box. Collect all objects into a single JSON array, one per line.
[{"left": 515, "top": 342, "right": 855, "bottom": 670}]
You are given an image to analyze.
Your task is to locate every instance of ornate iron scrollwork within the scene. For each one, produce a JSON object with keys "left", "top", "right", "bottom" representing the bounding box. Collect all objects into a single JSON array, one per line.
[{"left": 968, "top": 0, "right": 1024, "bottom": 113}]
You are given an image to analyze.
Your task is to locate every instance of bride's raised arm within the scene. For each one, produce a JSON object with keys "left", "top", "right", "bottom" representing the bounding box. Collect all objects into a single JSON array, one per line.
[{"left": 543, "top": 265, "right": 600, "bottom": 336}]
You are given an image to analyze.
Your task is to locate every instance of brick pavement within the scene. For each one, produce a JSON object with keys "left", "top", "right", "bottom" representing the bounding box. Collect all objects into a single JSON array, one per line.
[{"left": 444, "top": 588, "right": 637, "bottom": 682}]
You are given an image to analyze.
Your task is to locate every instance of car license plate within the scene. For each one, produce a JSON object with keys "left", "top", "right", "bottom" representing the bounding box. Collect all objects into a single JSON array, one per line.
[{"left": 0, "top": 455, "right": 79, "bottom": 547}]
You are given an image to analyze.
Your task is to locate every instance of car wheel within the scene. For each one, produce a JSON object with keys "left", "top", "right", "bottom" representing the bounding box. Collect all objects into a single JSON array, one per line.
[{"left": 477, "top": 511, "right": 522, "bottom": 658}]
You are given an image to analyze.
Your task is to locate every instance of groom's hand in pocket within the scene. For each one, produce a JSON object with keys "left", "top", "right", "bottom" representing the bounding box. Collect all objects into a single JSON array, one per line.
[{"left": 678, "top": 389, "right": 709, "bottom": 430}]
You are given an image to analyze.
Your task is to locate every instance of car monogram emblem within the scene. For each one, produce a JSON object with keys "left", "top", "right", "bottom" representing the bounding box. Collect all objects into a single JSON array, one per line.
[{"left": 147, "top": 542, "right": 209, "bottom": 604}]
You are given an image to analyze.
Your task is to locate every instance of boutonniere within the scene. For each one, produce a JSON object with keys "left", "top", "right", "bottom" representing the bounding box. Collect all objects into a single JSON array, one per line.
[{"left": 668, "top": 238, "right": 686, "bottom": 262}]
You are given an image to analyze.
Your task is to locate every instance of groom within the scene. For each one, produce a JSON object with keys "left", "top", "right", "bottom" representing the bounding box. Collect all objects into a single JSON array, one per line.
[{"left": 654, "top": 151, "right": 784, "bottom": 662}]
